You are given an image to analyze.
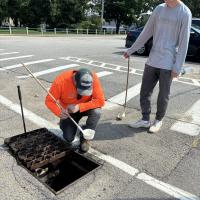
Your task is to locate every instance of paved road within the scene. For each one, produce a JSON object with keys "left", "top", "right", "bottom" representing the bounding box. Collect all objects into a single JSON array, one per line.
[{"left": 0, "top": 36, "right": 200, "bottom": 200}]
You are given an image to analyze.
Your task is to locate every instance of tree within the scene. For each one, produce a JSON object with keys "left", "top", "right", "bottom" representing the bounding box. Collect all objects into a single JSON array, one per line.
[
  {"left": 27, "top": 0, "right": 51, "bottom": 27},
  {"left": 0, "top": 0, "right": 8, "bottom": 26},
  {"left": 48, "top": 0, "right": 89, "bottom": 28},
  {"left": 7, "top": 0, "right": 20, "bottom": 26},
  {"left": 183, "top": 0, "right": 200, "bottom": 17},
  {"left": 6, "top": 0, "right": 89, "bottom": 28},
  {"left": 18, "top": 0, "right": 31, "bottom": 26},
  {"left": 7, "top": 0, "right": 50, "bottom": 27},
  {"left": 4, "top": 0, "right": 200, "bottom": 29},
  {"left": 104, "top": 0, "right": 127, "bottom": 33},
  {"left": 104, "top": 0, "right": 152, "bottom": 33}
]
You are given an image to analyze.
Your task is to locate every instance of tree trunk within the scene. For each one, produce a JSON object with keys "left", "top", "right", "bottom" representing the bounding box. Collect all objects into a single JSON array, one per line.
[
  {"left": 116, "top": 20, "right": 120, "bottom": 34},
  {"left": 13, "top": 18, "right": 18, "bottom": 27}
]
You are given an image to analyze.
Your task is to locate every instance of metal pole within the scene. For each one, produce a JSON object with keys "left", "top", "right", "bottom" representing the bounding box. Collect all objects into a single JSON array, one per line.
[
  {"left": 26, "top": 27, "right": 29, "bottom": 36},
  {"left": 41, "top": 27, "right": 43, "bottom": 36},
  {"left": 116, "top": 57, "right": 130, "bottom": 120},
  {"left": 9, "top": 26, "right": 12, "bottom": 35},
  {"left": 17, "top": 85, "right": 27, "bottom": 134},
  {"left": 124, "top": 57, "right": 130, "bottom": 110}
]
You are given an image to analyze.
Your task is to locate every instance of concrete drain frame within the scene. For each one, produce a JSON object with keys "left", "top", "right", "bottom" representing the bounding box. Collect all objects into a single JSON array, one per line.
[{"left": 4, "top": 128, "right": 101, "bottom": 195}]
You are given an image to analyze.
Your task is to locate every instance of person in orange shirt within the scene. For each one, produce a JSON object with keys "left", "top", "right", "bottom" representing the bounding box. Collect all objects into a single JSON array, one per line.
[{"left": 45, "top": 68, "right": 105, "bottom": 152}]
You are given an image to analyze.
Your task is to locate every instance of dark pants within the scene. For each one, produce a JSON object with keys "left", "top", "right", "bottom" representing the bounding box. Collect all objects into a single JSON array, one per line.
[
  {"left": 59, "top": 108, "right": 101, "bottom": 143},
  {"left": 140, "top": 65, "right": 172, "bottom": 121}
]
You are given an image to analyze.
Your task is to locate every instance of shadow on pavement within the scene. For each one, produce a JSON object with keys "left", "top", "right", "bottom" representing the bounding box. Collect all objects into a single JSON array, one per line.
[
  {"left": 94, "top": 122, "right": 148, "bottom": 141},
  {"left": 112, "top": 51, "right": 125, "bottom": 56}
]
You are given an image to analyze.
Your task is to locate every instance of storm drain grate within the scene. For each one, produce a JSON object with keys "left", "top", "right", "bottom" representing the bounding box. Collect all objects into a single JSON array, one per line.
[{"left": 4, "top": 128, "right": 101, "bottom": 194}]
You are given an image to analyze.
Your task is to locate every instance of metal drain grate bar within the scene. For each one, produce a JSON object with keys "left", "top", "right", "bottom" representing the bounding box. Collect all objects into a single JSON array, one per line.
[{"left": 5, "top": 128, "right": 71, "bottom": 171}]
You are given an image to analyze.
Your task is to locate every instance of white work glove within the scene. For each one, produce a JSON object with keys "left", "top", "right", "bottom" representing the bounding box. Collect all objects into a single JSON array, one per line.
[
  {"left": 60, "top": 108, "right": 69, "bottom": 119},
  {"left": 67, "top": 104, "right": 80, "bottom": 114},
  {"left": 83, "top": 129, "right": 95, "bottom": 140}
]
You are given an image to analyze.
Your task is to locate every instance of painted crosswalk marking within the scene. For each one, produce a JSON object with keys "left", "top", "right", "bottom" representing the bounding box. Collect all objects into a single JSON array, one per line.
[
  {"left": 60, "top": 56, "right": 200, "bottom": 87},
  {"left": 0, "top": 52, "right": 19, "bottom": 56},
  {"left": 104, "top": 83, "right": 141, "bottom": 109},
  {"left": 17, "top": 64, "right": 79, "bottom": 78},
  {"left": 96, "top": 71, "right": 113, "bottom": 77},
  {"left": 171, "top": 99, "right": 200, "bottom": 136},
  {"left": 0, "top": 59, "right": 55, "bottom": 71},
  {"left": 0, "top": 55, "right": 34, "bottom": 61},
  {"left": 60, "top": 56, "right": 143, "bottom": 75}
]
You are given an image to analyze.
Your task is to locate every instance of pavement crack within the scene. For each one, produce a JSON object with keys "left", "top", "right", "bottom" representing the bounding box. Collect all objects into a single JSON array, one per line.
[{"left": 160, "top": 147, "right": 193, "bottom": 181}]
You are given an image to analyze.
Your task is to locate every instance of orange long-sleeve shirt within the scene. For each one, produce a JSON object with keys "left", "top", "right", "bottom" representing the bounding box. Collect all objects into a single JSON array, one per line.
[{"left": 45, "top": 70, "right": 105, "bottom": 117}]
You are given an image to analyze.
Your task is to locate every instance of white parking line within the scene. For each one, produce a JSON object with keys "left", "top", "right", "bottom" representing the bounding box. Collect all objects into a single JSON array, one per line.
[
  {"left": 137, "top": 173, "right": 199, "bottom": 200},
  {"left": 0, "top": 94, "right": 199, "bottom": 200},
  {"left": 97, "top": 71, "right": 113, "bottom": 77},
  {"left": 0, "top": 55, "right": 34, "bottom": 61},
  {"left": 0, "top": 95, "right": 62, "bottom": 138},
  {"left": 192, "top": 79, "right": 200, "bottom": 87},
  {"left": 171, "top": 99, "right": 200, "bottom": 136},
  {"left": 0, "top": 95, "right": 56, "bottom": 129},
  {"left": 0, "top": 59, "right": 55, "bottom": 71},
  {"left": 104, "top": 83, "right": 141, "bottom": 109},
  {"left": 89, "top": 148, "right": 139, "bottom": 176},
  {"left": 17, "top": 64, "right": 79, "bottom": 78},
  {"left": 0, "top": 52, "right": 19, "bottom": 56}
]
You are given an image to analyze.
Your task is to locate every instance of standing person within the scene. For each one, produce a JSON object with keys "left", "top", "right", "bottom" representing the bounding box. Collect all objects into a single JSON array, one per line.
[
  {"left": 124, "top": 0, "right": 192, "bottom": 133},
  {"left": 45, "top": 68, "right": 105, "bottom": 152}
]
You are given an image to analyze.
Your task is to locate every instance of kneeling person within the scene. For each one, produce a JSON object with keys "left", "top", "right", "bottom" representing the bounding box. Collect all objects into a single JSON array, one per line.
[{"left": 45, "top": 68, "right": 105, "bottom": 152}]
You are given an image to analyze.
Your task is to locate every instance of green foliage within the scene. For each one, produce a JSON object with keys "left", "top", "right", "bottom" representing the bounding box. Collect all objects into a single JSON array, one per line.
[
  {"left": 0, "top": 0, "right": 8, "bottom": 25},
  {"left": 182, "top": 0, "right": 200, "bottom": 17},
  {"left": 103, "top": 0, "right": 163, "bottom": 33},
  {"left": 28, "top": 0, "right": 50, "bottom": 27},
  {"left": 4, "top": 0, "right": 89, "bottom": 27},
  {"left": 7, "top": 0, "right": 20, "bottom": 26},
  {"left": 78, "top": 15, "right": 101, "bottom": 29},
  {"left": 1, "top": 0, "right": 200, "bottom": 28},
  {"left": 104, "top": 0, "right": 151, "bottom": 33},
  {"left": 45, "top": 0, "right": 89, "bottom": 28}
]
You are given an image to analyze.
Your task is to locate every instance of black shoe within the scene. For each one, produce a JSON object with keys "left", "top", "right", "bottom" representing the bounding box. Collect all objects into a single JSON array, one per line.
[{"left": 79, "top": 140, "right": 90, "bottom": 153}]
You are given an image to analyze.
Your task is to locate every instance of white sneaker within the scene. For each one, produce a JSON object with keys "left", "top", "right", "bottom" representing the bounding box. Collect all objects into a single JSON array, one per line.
[
  {"left": 129, "top": 119, "right": 151, "bottom": 128},
  {"left": 149, "top": 120, "right": 163, "bottom": 133}
]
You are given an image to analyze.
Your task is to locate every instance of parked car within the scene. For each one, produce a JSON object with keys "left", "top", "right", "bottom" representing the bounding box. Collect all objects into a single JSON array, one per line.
[
  {"left": 192, "top": 18, "right": 200, "bottom": 28},
  {"left": 125, "top": 27, "right": 152, "bottom": 55},
  {"left": 125, "top": 18, "right": 200, "bottom": 60}
]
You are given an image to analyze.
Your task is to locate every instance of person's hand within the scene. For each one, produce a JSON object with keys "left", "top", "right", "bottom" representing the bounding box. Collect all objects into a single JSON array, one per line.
[
  {"left": 124, "top": 52, "right": 129, "bottom": 59},
  {"left": 67, "top": 104, "right": 80, "bottom": 113},
  {"left": 171, "top": 70, "right": 178, "bottom": 79},
  {"left": 60, "top": 108, "right": 69, "bottom": 119}
]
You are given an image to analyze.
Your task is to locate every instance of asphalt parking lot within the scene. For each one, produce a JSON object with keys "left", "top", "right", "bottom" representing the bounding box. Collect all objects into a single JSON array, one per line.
[{"left": 0, "top": 35, "right": 200, "bottom": 200}]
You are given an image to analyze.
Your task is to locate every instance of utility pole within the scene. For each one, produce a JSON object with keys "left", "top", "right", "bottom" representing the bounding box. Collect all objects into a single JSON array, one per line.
[{"left": 101, "top": 0, "right": 104, "bottom": 29}]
